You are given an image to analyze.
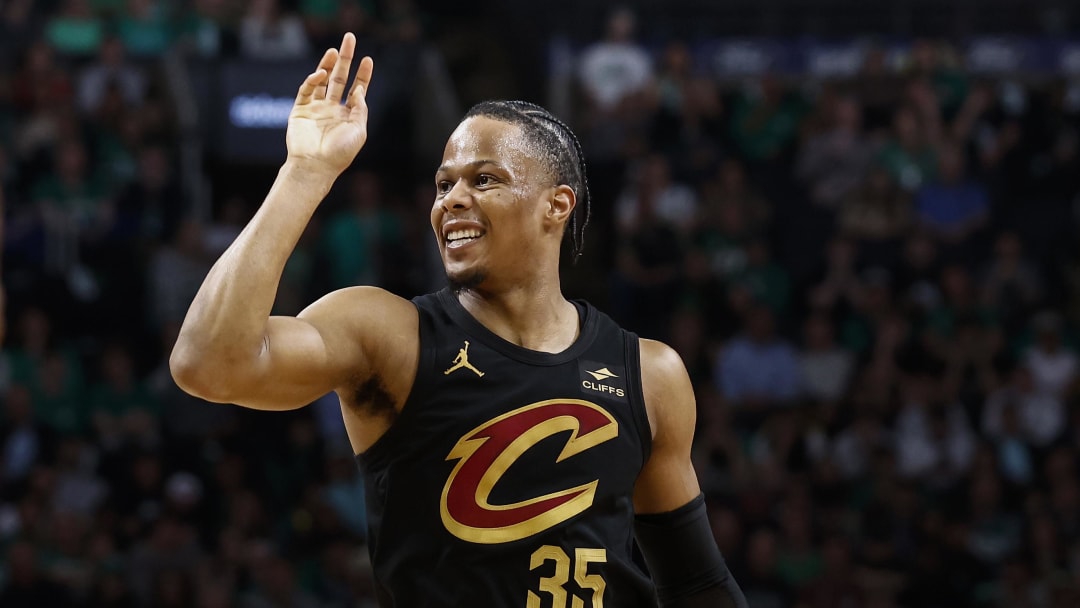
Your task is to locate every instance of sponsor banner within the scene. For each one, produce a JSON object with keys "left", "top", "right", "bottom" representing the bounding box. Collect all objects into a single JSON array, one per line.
[{"left": 572, "top": 37, "right": 1080, "bottom": 79}]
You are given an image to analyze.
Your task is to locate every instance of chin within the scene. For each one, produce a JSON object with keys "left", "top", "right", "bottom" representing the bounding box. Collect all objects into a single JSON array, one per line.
[{"left": 446, "top": 267, "right": 487, "bottom": 295}]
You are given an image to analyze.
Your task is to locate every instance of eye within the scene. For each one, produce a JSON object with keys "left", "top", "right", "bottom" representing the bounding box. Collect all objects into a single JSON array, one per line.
[
  {"left": 476, "top": 174, "right": 495, "bottom": 187},
  {"left": 436, "top": 180, "right": 452, "bottom": 196}
]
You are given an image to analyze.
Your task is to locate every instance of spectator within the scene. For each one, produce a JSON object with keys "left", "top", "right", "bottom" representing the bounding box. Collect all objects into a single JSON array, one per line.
[
  {"left": 31, "top": 350, "right": 87, "bottom": 437},
  {"left": 877, "top": 105, "right": 938, "bottom": 193},
  {"left": 241, "top": 552, "right": 320, "bottom": 608},
  {"left": 89, "top": 342, "right": 160, "bottom": 450},
  {"left": 737, "top": 527, "right": 797, "bottom": 608},
  {"left": 838, "top": 165, "right": 912, "bottom": 252},
  {"left": 799, "top": 535, "right": 864, "bottom": 607},
  {"left": 146, "top": 220, "right": 213, "bottom": 329},
  {"left": 319, "top": 171, "right": 401, "bottom": 290},
  {"left": 774, "top": 495, "right": 823, "bottom": 588},
  {"left": 44, "top": 0, "right": 105, "bottom": 57},
  {"left": 807, "top": 237, "right": 863, "bottom": 313},
  {"left": 716, "top": 305, "right": 801, "bottom": 411},
  {"left": 983, "top": 364, "right": 1061, "bottom": 456},
  {"left": 1022, "top": 311, "right": 1078, "bottom": 400},
  {"left": 615, "top": 153, "right": 698, "bottom": 235},
  {"left": 33, "top": 137, "right": 114, "bottom": 275},
  {"left": 127, "top": 517, "right": 202, "bottom": 605},
  {"left": 77, "top": 36, "right": 147, "bottom": 117},
  {"left": 796, "top": 94, "right": 875, "bottom": 209},
  {"left": 610, "top": 182, "right": 684, "bottom": 339},
  {"left": 51, "top": 437, "right": 109, "bottom": 516},
  {"left": 914, "top": 142, "right": 989, "bottom": 254},
  {"left": 850, "top": 46, "right": 905, "bottom": 133},
  {"left": 906, "top": 39, "right": 969, "bottom": 119},
  {"left": 0, "top": 0, "right": 40, "bottom": 63},
  {"left": 0, "top": 385, "right": 49, "bottom": 491},
  {"left": 965, "top": 469, "right": 1022, "bottom": 567},
  {"left": 0, "top": 540, "right": 73, "bottom": 606},
  {"left": 893, "top": 369, "right": 976, "bottom": 481},
  {"left": 649, "top": 43, "right": 726, "bottom": 181},
  {"left": 837, "top": 266, "right": 894, "bottom": 356},
  {"left": 176, "top": 0, "right": 232, "bottom": 57},
  {"left": 798, "top": 313, "right": 854, "bottom": 404},
  {"left": 113, "top": 143, "right": 183, "bottom": 249},
  {"left": 830, "top": 407, "right": 888, "bottom": 481},
  {"left": 239, "top": 0, "right": 311, "bottom": 60},
  {"left": 729, "top": 75, "right": 805, "bottom": 164},
  {"left": 11, "top": 41, "right": 74, "bottom": 115},
  {"left": 922, "top": 264, "right": 1002, "bottom": 394},
  {"left": 731, "top": 239, "right": 791, "bottom": 316},
  {"left": 986, "top": 398, "right": 1036, "bottom": 484},
  {"left": 117, "top": 0, "right": 173, "bottom": 57},
  {"left": 702, "top": 160, "right": 772, "bottom": 235},
  {"left": 979, "top": 231, "right": 1044, "bottom": 331},
  {"left": 577, "top": 7, "right": 652, "bottom": 112}
]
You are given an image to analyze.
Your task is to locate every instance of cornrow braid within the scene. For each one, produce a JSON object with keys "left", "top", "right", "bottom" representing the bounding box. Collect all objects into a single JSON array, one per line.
[{"left": 463, "top": 101, "right": 592, "bottom": 262}]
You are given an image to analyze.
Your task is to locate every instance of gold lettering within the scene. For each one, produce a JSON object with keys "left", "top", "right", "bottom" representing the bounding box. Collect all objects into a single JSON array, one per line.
[{"left": 528, "top": 546, "right": 607, "bottom": 608}]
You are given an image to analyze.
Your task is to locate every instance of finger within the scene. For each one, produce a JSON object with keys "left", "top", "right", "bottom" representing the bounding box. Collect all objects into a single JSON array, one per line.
[
  {"left": 295, "top": 69, "right": 328, "bottom": 105},
  {"left": 326, "top": 32, "right": 356, "bottom": 103},
  {"left": 313, "top": 47, "right": 337, "bottom": 100},
  {"left": 346, "top": 56, "right": 374, "bottom": 109},
  {"left": 347, "top": 84, "right": 369, "bottom": 125}
]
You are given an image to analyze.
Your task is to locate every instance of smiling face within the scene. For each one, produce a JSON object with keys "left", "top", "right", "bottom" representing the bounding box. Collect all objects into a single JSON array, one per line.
[{"left": 431, "top": 116, "right": 574, "bottom": 293}]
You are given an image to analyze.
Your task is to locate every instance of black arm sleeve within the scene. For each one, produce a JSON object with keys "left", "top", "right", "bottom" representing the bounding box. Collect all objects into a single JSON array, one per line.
[{"left": 634, "top": 494, "right": 749, "bottom": 608}]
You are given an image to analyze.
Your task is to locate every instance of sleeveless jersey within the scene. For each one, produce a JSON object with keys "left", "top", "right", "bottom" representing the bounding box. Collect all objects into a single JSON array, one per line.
[{"left": 356, "top": 289, "right": 658, "bottom": 607}]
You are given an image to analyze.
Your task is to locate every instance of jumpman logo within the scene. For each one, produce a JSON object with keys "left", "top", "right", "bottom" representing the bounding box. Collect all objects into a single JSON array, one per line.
[{"left": 444, "top": 341, "right": 485, "bottom": 377}]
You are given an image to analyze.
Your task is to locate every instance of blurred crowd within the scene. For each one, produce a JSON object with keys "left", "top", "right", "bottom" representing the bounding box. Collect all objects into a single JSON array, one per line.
[
  {"left": 1, "top": 1, "right": 1080, "bottom": 607},
  {"left": 575, "top": 9, "right": 1080, "bottom": 608}
]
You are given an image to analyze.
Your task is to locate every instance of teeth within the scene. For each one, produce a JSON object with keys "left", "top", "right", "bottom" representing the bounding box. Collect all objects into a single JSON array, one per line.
[{"left": 447, "top": 229, "right": 482, "bottom": 241}]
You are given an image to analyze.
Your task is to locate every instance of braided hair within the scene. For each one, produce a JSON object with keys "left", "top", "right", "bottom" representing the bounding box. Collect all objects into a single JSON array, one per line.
[{"left": 462, "top": 101, "right": 592, "bottom": 262}]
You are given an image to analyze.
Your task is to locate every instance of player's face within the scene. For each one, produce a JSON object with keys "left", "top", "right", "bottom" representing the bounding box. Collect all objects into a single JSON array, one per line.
[{"left": 432, "top": 117, "right": 553, "bottom": 290}]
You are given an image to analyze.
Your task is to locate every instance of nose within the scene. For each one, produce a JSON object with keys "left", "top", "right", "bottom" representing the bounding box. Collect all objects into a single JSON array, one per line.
[{"left": 441, "top": 179, "right": 473, "bottom": 211}]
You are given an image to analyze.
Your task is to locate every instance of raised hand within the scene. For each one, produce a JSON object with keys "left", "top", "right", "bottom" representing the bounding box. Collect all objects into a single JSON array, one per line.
[{"left": 287, "top": 33, "right": 374, "bottom": 176}]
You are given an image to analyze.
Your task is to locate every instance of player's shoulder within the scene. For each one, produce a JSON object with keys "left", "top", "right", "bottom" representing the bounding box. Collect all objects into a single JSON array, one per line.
[
  {"left": 637, "top": 338, "right": 682, "bottom": 367},
  {"left": 298, "top": 286, "right": 418, "bottom": 330},
  {"left": 634, "top": 338, "right": 696, "bottom": 439},
  {"left": 637, "top": 338, "right": 691, "bottom": 391}
]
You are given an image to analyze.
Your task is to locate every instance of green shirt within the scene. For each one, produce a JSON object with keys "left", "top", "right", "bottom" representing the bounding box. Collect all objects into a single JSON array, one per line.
[
  {"left": 321, "top": 209, "right": 401, "bottom": 289},
  {"left": 731, "top": 262, "right": 791, "bottom": 314},
  {"left": 32, "top": 173, "right": 111, "bottom": 228},
  {"left": 46, "top": 17, "right": 105, "bottom": 56},
  {"left": 301, "top": 0, "right": 341, "bottom": 18},
  {"left": 729, "top": 94, "right": 807, "bottom": 162},
  {"left": 877, "top": 142, "right": 938, "bottom": 192},
  {"left": 118, "top": 13, "right": 173, "bottom": 56}
]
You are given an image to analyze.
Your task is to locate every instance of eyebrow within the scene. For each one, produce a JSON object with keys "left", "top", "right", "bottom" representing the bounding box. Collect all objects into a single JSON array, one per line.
[{"left": 435, "top": 159, "right": 506, "bottom": 174}]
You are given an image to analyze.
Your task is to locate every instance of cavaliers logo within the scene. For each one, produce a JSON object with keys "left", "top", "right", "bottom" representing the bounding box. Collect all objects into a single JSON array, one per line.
[{"left": 440, "top": 399, "right": 618, "bottom": 544}]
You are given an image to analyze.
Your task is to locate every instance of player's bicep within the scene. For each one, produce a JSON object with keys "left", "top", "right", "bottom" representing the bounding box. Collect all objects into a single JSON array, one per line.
[
  {"left": 227, "top": 313, "right": 362, "bottom": 410},
  {"left": 226, "top": 287, "right": 412, "bottom": 410},
  {"left": 633, "top": 339, "right": 702, "bottom": 514}
]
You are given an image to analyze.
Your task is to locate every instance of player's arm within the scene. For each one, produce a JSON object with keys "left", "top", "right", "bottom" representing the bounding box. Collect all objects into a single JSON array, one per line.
[
  {"left": 633, "top": 339, "right": 748, "bottom": 608},
  {"left": 170, "top": 34, "right": 403, "bottom": 410}
]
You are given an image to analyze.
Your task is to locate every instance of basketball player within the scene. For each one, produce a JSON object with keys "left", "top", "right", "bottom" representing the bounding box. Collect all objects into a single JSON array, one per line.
[{"left": 171, "top": 34, "right": 746, "bottom": 607}]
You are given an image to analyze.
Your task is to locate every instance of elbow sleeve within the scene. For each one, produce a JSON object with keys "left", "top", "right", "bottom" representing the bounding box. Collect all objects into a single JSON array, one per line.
[{"left": 634, "top": 494, "right": 748, "bottom": 608}]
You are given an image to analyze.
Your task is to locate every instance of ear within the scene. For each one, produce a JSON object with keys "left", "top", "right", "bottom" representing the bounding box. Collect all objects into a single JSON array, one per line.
[{"left": 547, "top": 184, "right": 576, "bottom": 229}]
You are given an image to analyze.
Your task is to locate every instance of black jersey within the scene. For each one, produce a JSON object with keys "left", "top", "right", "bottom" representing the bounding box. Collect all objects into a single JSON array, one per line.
[{"left": 356, "top": 289, "right": 657, "bottom": 607}]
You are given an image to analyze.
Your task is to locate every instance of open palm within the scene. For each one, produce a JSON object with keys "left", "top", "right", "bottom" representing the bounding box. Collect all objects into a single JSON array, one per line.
[{"left": 287, "top": 33, "right": 374, "bottom": 176}]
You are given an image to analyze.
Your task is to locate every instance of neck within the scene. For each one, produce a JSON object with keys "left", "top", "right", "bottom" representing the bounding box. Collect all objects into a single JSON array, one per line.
[{"left": 456, "top": 273, "right": 579, "bottom": 353}]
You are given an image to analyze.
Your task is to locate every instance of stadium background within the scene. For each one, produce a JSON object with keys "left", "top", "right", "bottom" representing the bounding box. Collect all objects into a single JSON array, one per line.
[{"left": 2, "top": 0, "right": 1080, "bottom": 606}]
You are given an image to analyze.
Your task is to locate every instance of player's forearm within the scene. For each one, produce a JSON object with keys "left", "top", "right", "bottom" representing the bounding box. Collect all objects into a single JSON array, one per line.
[{"left": 172, "top": 160, "right": 335, "bottom": 383}]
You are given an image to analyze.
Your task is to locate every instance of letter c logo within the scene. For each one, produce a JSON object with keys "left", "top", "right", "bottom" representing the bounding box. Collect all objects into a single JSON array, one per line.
[{"left": 440, "top": 399, "right": 618, "bottom": 544}]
